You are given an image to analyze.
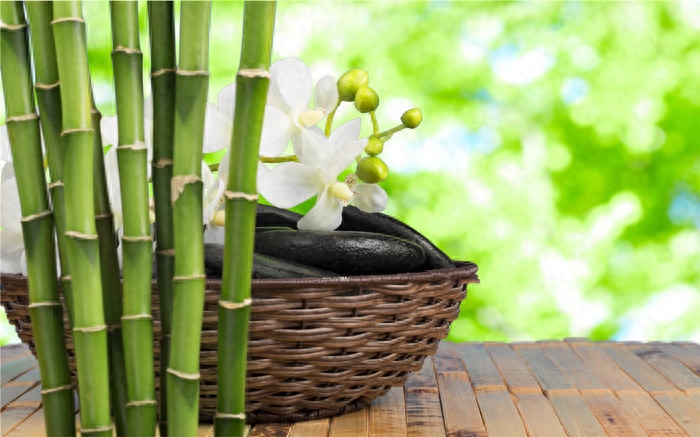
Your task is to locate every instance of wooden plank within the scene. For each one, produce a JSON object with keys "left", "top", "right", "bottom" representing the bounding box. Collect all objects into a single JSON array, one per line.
[
  {"left": 512, "top": 343, "right": 575, "bottom": 394},
  {"left": 329, "top": 409, "right": 367, "bottom": 437},
  {"left": 0, "top": 344, "right": 31, "bottom": 365},
  {"left": 248, "top": 423, "right": 292, "bottom": 437},
  {"left": 432, "top": 342, "right": 486, "bottom": 437},
  {"left": 454, "top": 343, "right": 505, "bottom": 392},
  {"left": 0, "top": 402, "right": 41, "bottom": 436},
  {"left": 602, "top": 343, "right": 677, "bottom": 393},
  {"left": 512, "top": 392, "right": 567, "bottom": 436},
  {"left": 0, "top": 356, "right": 37, "bottom": 385},
  {"left": 547, "top": 391, "right": 607, "bottom": 437},
  {"left": 617, "top": 391, "right": 689, "bottom": 437},
  {"left": 631, "top": 344, "right": 700, "bottom": 394},
  {"left": 0, "top": 383, "right": 37, "bottom": 410},
  {"left": 475, "top": 390, "right": 526, "bottom": 437},
  {"left": 4, "top": 407, "right": 60, "bottom": 437},
  {"left": 368, "top": 387, "right": 407, "bottom": 437},
  {"left": 197, "top": 424, "right": 215, "bottom": 437},
  {"left": 541, "top": 342, "right": 608, "bottom": 390},
  {"left": 653, "top": 392, "right": 700, "bottom": 437},
  {"left": 654, "top": 343, "right": 700, "bottom": 376},
  {"left": 483, "top": 342, "right": 540, "bottom": 393},
  {"left": 289, "top": 419, "right": 329, "bottom": 437},
  {"left": 12, "top": 367, "right": 40, "bottom": 384},
  {"left": 404, "top": 357, "right": 446, "bottom": 437},
  {"left": 581, "top": 390, "right": 647, "bottom": 437},
  {"left": 569, "top": 341, "right": 644, "bottom": 392}
]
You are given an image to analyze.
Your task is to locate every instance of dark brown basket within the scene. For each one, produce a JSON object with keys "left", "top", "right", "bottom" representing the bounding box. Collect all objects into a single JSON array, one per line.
[{"left": 0, "top": 262, "right": 478, "bottom": 423}]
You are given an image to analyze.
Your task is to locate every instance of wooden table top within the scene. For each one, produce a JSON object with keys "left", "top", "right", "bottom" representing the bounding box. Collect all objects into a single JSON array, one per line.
[{"left": 2, "top": 339, "right": 699, "bottom": 437}]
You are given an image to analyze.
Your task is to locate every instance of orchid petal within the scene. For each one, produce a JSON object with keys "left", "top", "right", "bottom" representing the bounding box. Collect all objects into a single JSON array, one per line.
[
  {"left": 271, "top": 58, "right": 312, "bottom": 111},
  {"left": 100, "top": 116, "right": 119, "bottom": 148},
  {"left": 218, "top": 148, "right": 231, "bottom": 187},
  {"left": 328, "top": 118, "right": 362, "bottom": 151},
  {"left": 260, "top": 105, "right": 293, "bottom": 157},
  {"left": 314, "top": 75, "right": 339, "bottom": 114},
  {"left": 297, "top": 187, "right": 343, "bottom": 231},
  {"left": 204, "top": 223, "right": 225, "bottom": 245},
  {"left": 295, "top": 127, "right": 329, "bottom": 169},
  {"left": 217, "top": 83, "right": 237, "bottom": 120},
  {"left": 203, "top": 103, "right": 232, "bottom": 153},
  {"left": 352, "top": 183, "right": 388, "bottom": 213},
  {"left": 323, "top": 138, "right": 367, "bottom": 179},
  {"left": 0, "top": 230, "right": 24, "bottom": 274},
  {"left": 0, "top": 174, "right": 21, "bottom": 231},
  {"left": 0, "top": 125, "right": 11, "bottom": 163},
  {"left": 258, "top": 162, "right": 323, "bottom": 208},
  {"left": 144, "top": 94, "right": 153, "bottom": 121}
]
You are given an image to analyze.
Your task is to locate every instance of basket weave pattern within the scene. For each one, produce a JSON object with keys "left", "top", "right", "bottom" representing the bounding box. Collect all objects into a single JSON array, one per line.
[{"left": 0, "top": 262, "right": 477, "bottom": 423}]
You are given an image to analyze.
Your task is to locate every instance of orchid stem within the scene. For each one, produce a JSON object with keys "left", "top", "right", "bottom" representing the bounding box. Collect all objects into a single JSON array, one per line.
[{"left": 370, "top": 110, "right": 380, "bottom": 135}]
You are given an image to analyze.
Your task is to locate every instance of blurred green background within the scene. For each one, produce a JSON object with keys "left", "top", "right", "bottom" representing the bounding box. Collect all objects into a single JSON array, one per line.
[{"left": 1, "top": 1, "right": 699, "bottom": 345}]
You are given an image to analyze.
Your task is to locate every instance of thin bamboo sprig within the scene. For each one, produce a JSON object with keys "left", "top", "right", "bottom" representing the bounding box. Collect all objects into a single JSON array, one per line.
[
  {"left": 23, "top": 0, "right": 76, "bottom": 326},
  {"left": 51, "top": 2, "right": 112, "bottom": 436},
  {"left": 216, "top": 3, "right": 276, "bottom": 436},
  {"left": 146, "top": 2, "right": 176, "bottom": 434},
  {"left": 167, "top": 1, "right": 212, "bottom": 435},
  {"left": 0, "top": 3, "right": 76, "bottom": 435},
  {"left": 109, "top": 2, "right": 156, "bottom": 435},
  {"left": 91, "top": 95, "right": 129, "bottom": 437}
]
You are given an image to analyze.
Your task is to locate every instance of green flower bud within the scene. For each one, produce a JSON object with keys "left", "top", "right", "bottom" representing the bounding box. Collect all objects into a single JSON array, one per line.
[
  {"left": 364, "top": 137, "right": 384, "bottom": 156},
  {"left": 401, "top": 108, "right": 422, "bottom": 129},
  {"left": 356, "top": 156, "right": 389, "bottom": 184},
  {"left": 354, "top": 86, "right": 379, "bottom": 113},
  {"left": 337, "top": 69, "right": 369, "bottom": 102}
]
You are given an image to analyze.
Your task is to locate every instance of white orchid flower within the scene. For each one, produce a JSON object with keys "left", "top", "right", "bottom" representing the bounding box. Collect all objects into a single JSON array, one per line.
[
  {"left": 265, "top": 57, "right": 338, "bottom": 158},
  {"left": 258, "top": 118, "right": 388, "bottom": 231},
  {"left": 0, "top": 163, "right": 26, "bottom": 275}
]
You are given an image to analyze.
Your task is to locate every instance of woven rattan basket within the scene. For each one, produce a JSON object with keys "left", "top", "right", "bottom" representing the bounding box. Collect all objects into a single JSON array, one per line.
[{"left": 1, "top": 261, "right": 478, "bottom": 423}]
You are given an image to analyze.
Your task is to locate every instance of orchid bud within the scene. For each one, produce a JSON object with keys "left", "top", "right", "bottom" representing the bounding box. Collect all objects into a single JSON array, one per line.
[
  {"left": 364, "top": 136, "right": 384, "bottom": 156},
  {"left": 356, "top": 156, "right": 389, "bottom": 183},
  {"left": 354, "top": 86, "right": 379, "bottom": 113},
  {"left": 401, "top": 108, "right": 422, "bottom": 128},
  {"left": 337, "top": 69, "right": 369, "bottom": 102}
]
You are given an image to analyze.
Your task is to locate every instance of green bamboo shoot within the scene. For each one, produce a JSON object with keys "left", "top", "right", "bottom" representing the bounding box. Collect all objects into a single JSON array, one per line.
[
  {"left": 52, "top": 2, "right": 112, "bottom": 435},
  {"left": 1, "top": 2, "right": 76, "bottom": 435},
  {"left": 146, "top": 2, "right": 176, "bottom": 433},
  {"left": 109, "top": 2, "right": 156, "bottom": 435},
  {"left": 216, "top": 3, "right": 276, "bottom": 436},
  {"left": 167, "top": 1, "right": 212, "bottom": 435}
]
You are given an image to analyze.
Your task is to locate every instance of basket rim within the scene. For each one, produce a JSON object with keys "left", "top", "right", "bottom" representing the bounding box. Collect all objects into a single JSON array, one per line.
[{"left": 1, "top": 261, "right": 479, "bottom": 290}]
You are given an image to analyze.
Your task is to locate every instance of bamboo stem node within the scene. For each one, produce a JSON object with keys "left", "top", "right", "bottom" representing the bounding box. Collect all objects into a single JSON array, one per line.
[
  {"left": 126, "top": 400, "right": 158, "bottom": 407},
  {"left": 121, "top": 314, "right": 153, "bottom": 321},
  {"left": 0, "top": 22, "right": 27, "bottom": 31},
  {"left": 94, "top": 212, "right": 112, "bottom": 220},
  {"left": 166, "top": 368, "right": 200, "bottom": 380},
  {"left": 64, "top": 230, "right": 98, "bottom": 240},
  {"left": 121, "top": 235, "right": 153, "bottom": 242},
  {"left": 60, "top": 275, "right": 71, "bottom": 282},
  {"left": 50, "top": 17, "right": 85, "bottom": 25},
  {"left": 150, "top": 68, "right": 176, "bottom": 78},
  {"left": 153, "top": 158, "right": 174, "bottom": 168},
  {"left": 224, "top": 190, "right": 259, "bottom": 202},
  {"left": 80, "top": 426, "right": 113, "bottom": 434},
  {"left": 48, "top": 181, "right": 64, "bottom": 189},
  {"left": 215, "top": 412, "right": 246, "bottom": 420},
  {"left": 107, "top": 323, "right": 121, "bottom": 332},
  {"left": 172, "top": 274, "right": 206, "bottom": 282},
  {"left": 21, "top": 209, "right": 53, "bottom": 222},
  {"left": 219, "top": 299, "right": 253, "bottom": 310},
  {"left": 237, "top": 68, "right": 270, "bottom": 79},
  {"left": 171, "top": 175, "right": 202, "bottom": 203},
  {"left": 41, "top": 384, "right": 75, "bottom": 395},
  {"left": 60, "top": 127, "right": 93, "bottom": 137},
  {"left": 73, "top": 325, "right": 108, "bottom": 333},
  {"left": 28, "top": 301, "right": 61, "bottom": 308},
  {"left": 35, "top": 80, "right": 60, "bottom": 90},
  {"left": 156, "top": 249, "right": 176, "bottom": 256},
  {"left": 6, "top": 113, "right": 38, "bottom": 123},
  {"left": 175, "top": 69, "right": 210, "bottom": 77},
  {"left": 117, "top": 141, "right": 147, "bottom": 151},
  {"left": 112, "top": 45, "right": 142, "bottom": 55}
]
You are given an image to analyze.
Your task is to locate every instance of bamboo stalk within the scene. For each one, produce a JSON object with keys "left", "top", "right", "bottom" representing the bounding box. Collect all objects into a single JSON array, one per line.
[
  {"left": 167, "top": 2, "right": 212, "bottom": 435},
  {"left": 0, "top": 3, "right": 76, "bottom": 435},
  {"left": 216, "top": 3, "right": 276, "bottom": 436},
  {"left": 91, "top": 96, "right": 129, "bottom": 436},
  {"left": 146, "top": 2, "right": 176, "bottom": 434},
  {"left": 51, "top": 2, "right": 112, "bottom": 436},
  {"left": 109, "top": 2, "right": 156, "bottom": 435}
]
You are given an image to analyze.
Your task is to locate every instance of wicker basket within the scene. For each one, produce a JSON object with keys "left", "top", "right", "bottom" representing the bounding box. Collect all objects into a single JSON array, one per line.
[{"left": 0, "top": 262, "right": 478, "bottom": 423}]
